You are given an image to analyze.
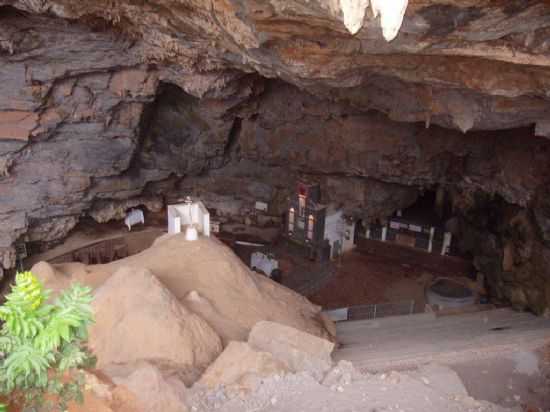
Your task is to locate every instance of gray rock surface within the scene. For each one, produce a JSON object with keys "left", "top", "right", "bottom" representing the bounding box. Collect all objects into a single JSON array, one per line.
[{"left": 0, "top": 2, "right": 549, "bottom": 314}]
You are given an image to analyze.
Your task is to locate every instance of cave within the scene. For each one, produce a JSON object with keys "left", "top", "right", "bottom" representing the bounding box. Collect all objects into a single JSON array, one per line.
[
  {"left": 1, "top": 2, "right": 549, "bottom": 316},
  {"left": 1, "top": 2, "right": 550, "bottom": 410}
]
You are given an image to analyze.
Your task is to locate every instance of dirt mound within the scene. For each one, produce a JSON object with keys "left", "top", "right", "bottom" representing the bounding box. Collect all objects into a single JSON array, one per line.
[
  {"left": 32, "top": 234, "right": 333, "bottom": 343},
  {"left": 89, "top": 266, "right": 222, "bottom": 385}
]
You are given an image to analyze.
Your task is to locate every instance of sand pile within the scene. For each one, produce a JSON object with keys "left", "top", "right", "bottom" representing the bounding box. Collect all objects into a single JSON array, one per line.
[{"left": 32, "top": 234, "right": 333, "bottom": 344}]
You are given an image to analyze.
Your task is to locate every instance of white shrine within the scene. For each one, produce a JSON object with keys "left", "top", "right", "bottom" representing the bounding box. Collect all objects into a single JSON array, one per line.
[{"left": 167, "top": 197, "right": 211, "bottom": 241}]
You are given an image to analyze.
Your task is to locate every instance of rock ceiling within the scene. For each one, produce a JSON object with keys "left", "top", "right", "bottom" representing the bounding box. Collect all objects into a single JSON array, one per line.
[{"left": 1, "top": 0, "right": 550, "bottom": 133}]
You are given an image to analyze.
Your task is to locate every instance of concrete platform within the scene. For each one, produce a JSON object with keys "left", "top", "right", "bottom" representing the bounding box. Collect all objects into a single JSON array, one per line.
[{"left": 334, "top": 308, "right": 550, "bottom": 372}]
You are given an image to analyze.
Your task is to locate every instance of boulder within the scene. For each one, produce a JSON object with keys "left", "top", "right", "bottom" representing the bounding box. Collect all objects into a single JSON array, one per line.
[
  {"left": 108, "top": 363, "right": 189, "bottom": 412},
  {"left": 182, "top": 290, "right": 248, "bottom": 346},
  {"left": 248, "top": 321, "right": 335, "bottom": 381},
  {"left": 198, "top": 341, "right": 287, "bottom": 392},
  {"left": 32, "top": 261, "right": 72, "bottom": 293},
  {"left": 89, "top": 267, "right": 223, "bottom": 385}
]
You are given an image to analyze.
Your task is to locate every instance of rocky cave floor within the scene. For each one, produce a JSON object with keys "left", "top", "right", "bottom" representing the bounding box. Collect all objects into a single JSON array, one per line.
[
  {"left": 4, "top": 207, "right": 548, "bottom": 411},
  {"left": 9, "top": 220, "right": 550, "bottom": 411},
  {"left": 9, "top": 232, "right": 550, "bottom": 412},
  {"left": 187, "top": 354, "right": 550, "bottom": 412}
]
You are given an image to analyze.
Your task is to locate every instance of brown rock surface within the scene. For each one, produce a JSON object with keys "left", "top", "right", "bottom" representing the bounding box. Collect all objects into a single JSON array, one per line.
[
  {"left": 107, "top": 363, "right": 189, "bottom": 412},
  {"left": 198, "top": 341, "right": 287, "bottom": 392},
  {"left": 88, "top": 266, "right": 223, "bottom": 385},
  {"left": 2, "top": 0, "right": 549, "bottom": 132},
  {"left": 79, "top": 371, "right": 143, "bottom": 412},
  {"left": 248, "top": 321, "right": 335, "bottom": 381},
  {"left": 182, "top": 290, "right": 249, "bottom": 346},
  {"left": 32, "top": 234, "right": 333, "bottom": 343}
]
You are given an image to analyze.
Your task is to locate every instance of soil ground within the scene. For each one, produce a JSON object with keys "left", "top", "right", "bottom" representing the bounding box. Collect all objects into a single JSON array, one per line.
[
  {"left": 450, "top": 348, "right": 550, "bottom": 411},
  {"left": 333, "top": 309, "right": 550, "bottom": 411},
  {"left": 310, "top": 238, "right": 472, "bottom": 310},
  {"left": 188, "top": 365, "right": 513, "bottom": 412}
]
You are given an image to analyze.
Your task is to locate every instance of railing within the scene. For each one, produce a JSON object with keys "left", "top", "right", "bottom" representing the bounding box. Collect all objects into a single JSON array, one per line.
[{"left": 324, "top": 299, "right": 416, "bottom": 322}]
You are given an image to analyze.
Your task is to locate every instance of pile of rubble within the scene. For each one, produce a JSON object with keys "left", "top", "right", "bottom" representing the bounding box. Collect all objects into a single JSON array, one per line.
[{"left": 30, "top": 234, "right": 512, "bottom": 412}]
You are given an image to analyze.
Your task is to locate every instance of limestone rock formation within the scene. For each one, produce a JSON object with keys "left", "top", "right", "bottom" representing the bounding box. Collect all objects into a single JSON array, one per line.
[{"left": 2, "top": 0, "right": 549, "bottom": 132}]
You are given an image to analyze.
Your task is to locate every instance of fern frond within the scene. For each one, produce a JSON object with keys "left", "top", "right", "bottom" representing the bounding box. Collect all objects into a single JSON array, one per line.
[
  {"left": 57, "top": 344, "right": 90, "bottom": 372},
  {"left": 0, "top": 273, "right": 95, "bottom": 411},
  {"left": 3, "top": 272, "right": 45, "bottom": 312},
  {"left": 0, "top": 272, "right": 49, "bottom": 340},
  {"left": 1, "top": 344, "right": 52, "bottom": 392},
  {"left": 35, "top": 284, "right": 93, "bottom": 353},
  {"left": 0, "top": 334, "right": 20, "bottom": 354}
]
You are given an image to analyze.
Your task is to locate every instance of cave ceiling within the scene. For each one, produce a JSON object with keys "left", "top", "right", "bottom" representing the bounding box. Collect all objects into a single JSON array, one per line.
[{"left": 1, "top": 0, "right": 550, "bottom": 133}]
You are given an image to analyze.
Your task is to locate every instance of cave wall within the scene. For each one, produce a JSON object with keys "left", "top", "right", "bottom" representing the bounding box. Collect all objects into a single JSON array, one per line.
[
  {"left": 177, "top": 81, "right": 550, "bottom": 314},
  {"left": 449, "top": 191, "right": 550, "bottom": 314},
  {"left": 1, "top": 4, "right": 550, "bottom": 313},
  {"left": 0, "top": 11, "right": 165, "bottom": 270}
]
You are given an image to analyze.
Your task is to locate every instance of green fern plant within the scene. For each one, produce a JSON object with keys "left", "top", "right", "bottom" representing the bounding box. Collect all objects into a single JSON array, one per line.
[{"left": 0, "top": 271, "right": 95, "bottom": 412}]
